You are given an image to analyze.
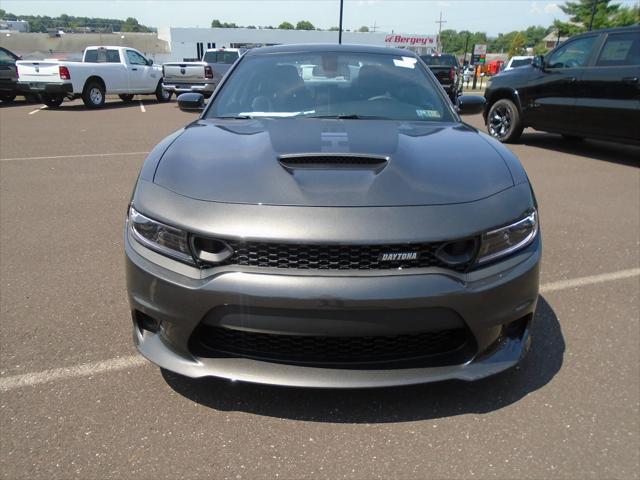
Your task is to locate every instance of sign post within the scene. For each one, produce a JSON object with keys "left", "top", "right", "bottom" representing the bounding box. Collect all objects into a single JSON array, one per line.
[{"left": 471, "top": 44, "right": 487, "bottom": 90}]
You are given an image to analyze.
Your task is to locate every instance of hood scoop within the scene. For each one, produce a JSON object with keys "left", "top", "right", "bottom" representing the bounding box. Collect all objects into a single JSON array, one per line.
[{"left": 278, "top": 154, "right": 389, "bottom": 174}]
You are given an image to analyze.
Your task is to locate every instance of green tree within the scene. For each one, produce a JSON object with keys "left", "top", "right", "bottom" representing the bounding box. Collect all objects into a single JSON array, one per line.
[
  {"left": 296, "top": 20, "right": 315, "bottom": 30},
  {"left": 211, "top": 19, "right": 224, "bottom": 28},
  {"left": 358, "top": 25, "right": 369, "bottom": 32},
  {"left": 508, "top": 32, "right": 526, "bottom": 57},
  {"left": 122, "top": 17, "right": 142, "bottom": 32},
  {"left": 612, "top": 4, "right": 640, "bottom": 26},
  {"left": 278, "top": 21, "right": 294, "bottom": 29},
  {"left": 555, "top": 0, "right": 631, "bottom": 32}
]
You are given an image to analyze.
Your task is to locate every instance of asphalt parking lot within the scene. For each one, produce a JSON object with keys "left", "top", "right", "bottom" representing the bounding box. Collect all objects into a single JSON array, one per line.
[{"left": 1, "top": 96, "right": 638, "bottom": 480}]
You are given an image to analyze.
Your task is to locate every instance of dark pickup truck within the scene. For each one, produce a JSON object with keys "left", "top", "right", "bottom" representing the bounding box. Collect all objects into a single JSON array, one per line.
[
  {"left": 420, "top": 53, "right": 461, "bottom": 103},
  {"left": 0, "top": 47, "right": 20, "bottom": 102}
]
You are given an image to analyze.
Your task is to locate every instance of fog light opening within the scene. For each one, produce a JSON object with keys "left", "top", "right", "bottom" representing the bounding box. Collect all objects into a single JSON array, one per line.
[
  {"left": 191, "top": 237, "right": 233, "bottom": 264},
  {"left": 134, "top": 310, "right": 162, "bottom": 334},
  {"left": 435, "top": 238, "right": 478, "bottom": 266}
]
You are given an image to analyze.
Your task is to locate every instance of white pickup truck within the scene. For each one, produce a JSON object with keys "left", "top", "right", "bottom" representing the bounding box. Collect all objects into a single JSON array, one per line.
[
  {"left": 162, "top": 48, "right": 243, "bottom": 97},
  {"left": 16, "top": 46, "right": 172, "bottom": 108}
]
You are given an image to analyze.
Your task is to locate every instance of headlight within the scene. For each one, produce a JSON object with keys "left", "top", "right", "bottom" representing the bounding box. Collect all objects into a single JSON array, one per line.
[
  {"left": 477, "top": 211, "right": 538, "bottom": 264},
  {"left": 128, "top": 206, "right": 194, "bottom": 264}
]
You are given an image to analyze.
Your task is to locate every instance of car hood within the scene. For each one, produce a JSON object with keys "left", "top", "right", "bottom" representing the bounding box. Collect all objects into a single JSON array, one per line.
[{"left": 153, "top": 119, "right": 514, "bottom": 207}]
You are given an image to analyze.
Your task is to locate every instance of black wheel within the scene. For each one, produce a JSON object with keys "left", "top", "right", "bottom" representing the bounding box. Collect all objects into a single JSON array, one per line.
[
  {"left": 119, "top": 94, "right": 135, "bottom": 102},
  {"left": 487, "top": 98, "right": 523, "bottom": 143},
  {"left": 561, "top": 134, "right": 584, "bottom": 141},
  {"left": 42, "top": 94, "right": 64, "bottom": 108},
  {"left": 0, "top": 94, "right": 16, "bottom": 103},
  {"left": 156, "top": 83, "right": 172, "bottom": 103},
  {"left": 82, "top": 81, "right": 105, "bottom": 108}
]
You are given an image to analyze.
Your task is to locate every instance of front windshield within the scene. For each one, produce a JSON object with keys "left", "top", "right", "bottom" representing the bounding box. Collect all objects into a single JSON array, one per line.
[{"left": 207, "top": 51, "right": 455, "bottom": 122}]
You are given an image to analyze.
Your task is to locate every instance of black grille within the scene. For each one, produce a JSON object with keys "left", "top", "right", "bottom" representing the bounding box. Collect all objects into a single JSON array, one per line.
[
  {"left": 192, "top": 326, "right": 469, "bottom": 365},
  {"left": 219, "top": 240, "right": 469, "bottom": 272}
]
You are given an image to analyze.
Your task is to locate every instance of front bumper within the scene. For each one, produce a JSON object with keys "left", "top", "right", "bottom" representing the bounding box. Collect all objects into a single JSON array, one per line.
[
  {"left": 125, "top": 227, "right": 541, "bottom": 388},
  {"left": 17, "top": 82, "right": 73, "bottom": 95},
  {"left": 162, "top": 82, "right": 216, "bottom": 95}
]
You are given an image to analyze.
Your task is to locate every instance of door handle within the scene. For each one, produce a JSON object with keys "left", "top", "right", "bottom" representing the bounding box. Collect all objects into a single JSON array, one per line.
[
  {"left": 622, "top": 76, "right": 639, "bottom": 84},
  {"left": 131, "top": 68, "right": 138, "bottom": 71}
]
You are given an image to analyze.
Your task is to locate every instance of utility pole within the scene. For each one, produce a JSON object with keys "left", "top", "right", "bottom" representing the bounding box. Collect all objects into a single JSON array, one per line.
[
  {"left": 588, "top": 0, "right": 597, "bottom": 31},
  {"left": 435, "top": 11, "right": 447, "bottom": 53},
  {"left": 338, "top": 0, "right": 344, "bottom": 44},
  {"left": 372, "top": 21, "right": 377, "bottom": 33}
]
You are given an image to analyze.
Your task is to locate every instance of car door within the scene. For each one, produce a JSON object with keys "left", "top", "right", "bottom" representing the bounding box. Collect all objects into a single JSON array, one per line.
[
  {"left": 525, "top": 34, "right": 600, "bottom": 132},
  {"left": 576, "top": 29, "right": 640, "bottom": 141},
  {"left": 125, "top": 49, "right": 156, "bottom": 92}
]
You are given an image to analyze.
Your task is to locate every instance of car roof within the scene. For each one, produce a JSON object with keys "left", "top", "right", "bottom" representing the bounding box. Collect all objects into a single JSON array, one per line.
[
  {"left": 205, "top": 48, "right": 242, "bottom": 52},
  {"left": 244, "top": 43, "right": 419, "bottom": 57},
  {"left": 511, "top": 55, "right": 533, "bottom": 60},
  {"left": 571, "top": 24, "right": 639, "bottom": 38}
]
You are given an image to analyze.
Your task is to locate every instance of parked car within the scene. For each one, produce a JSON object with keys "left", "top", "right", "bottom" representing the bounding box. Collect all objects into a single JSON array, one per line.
[
  {"left": 419, "top": 53, "right": 460, "bottom": 102},
  {"left": 16, "top": 46, "right": 171, "bottom": 108},
  {"left": 0, "top": 47, "right": 20, "bottom": 102},
  {"left": 484, "top": 26, "right": 640, "bottom": 143},
  {"left": 125, "top": 44, "right": 541, "bottom": 388},
  {"left": 501, "top": 56, "right": 533, "bottom": 72},
  {"left": 162, "top": 48, "right": 243, "bottom": 97}
]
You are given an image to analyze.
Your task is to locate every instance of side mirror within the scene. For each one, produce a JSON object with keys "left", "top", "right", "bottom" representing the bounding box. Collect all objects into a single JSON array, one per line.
[
  {"left": 532, "top": 55, "right": 544, "bottom": 70},
  {"left": 178, "top": 92, "right": 205, "bottom": 112},
  {"left": 457, "top": 95, "right": 485, "bottom": 115},
  {"left": 147, "top": 58, "right": 154, "bottom": 66}
]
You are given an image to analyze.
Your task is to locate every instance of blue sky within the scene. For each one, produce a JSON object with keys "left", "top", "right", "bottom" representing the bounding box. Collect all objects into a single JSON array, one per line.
[{"left": 2, "top": 0, "right": 639, "bottom": 36}]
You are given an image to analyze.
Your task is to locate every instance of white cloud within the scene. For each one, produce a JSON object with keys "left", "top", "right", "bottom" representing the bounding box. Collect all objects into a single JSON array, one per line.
[
  {"left": 544, "top": 3, "right": 561, "bottom": 14},
  {"left": 529, "top": 1, "right": 542, "bottom": 14}
]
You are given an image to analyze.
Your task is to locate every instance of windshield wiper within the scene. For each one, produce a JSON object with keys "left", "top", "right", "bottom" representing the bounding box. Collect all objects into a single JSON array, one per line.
[
  {"left": 214, "top": 115, "right": 253, "bottom": 119},
  {"left": 305, "top": 114, "right": 388, "bottom": 120}
]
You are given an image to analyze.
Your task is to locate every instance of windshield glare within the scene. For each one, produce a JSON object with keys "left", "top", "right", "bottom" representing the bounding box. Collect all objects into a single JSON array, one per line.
[{"left": 207, "top": 51, "right": 455, "bottom": 122}]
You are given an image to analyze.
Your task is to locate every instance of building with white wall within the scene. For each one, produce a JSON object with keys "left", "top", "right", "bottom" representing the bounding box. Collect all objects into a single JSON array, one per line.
[{"left": 158, "top": 27, "right": 437, "bottom": 61}]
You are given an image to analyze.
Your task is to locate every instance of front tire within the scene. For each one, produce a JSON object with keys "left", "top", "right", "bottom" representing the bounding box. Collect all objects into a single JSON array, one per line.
[
  {"left": 156, "top": 83, "right": 172, "bottom": 103},
  {"left": 0, "top": 94, "right": 16, "bottom": 103},
  {"left": 42, "top": 94, "right": 64, "bottom": 108},
  {"left": 487, "top": 98, "right": 523, "bottom": 143},
  {"left": 82, "top": 81, "right": 105, "bottom": 109},
  {"left": 119, "top": 94, "right": 135, "bottom": 102}
]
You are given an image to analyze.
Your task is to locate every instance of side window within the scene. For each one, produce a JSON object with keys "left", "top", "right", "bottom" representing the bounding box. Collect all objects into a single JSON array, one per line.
[
  {"left": 547, "top": 36, "right": 598, "bottom": 69},
  {"left": 126, "top": 50, "right": 148, "bottom": 66},
  {"left": 106, "top": 50, "right": 121, "bottom": 63},
  {"left": 596, "top": 32, "right": 640, "bottom": 67},
  {"left": 0, "top": 49, "right": 16, "bottom": 65}
]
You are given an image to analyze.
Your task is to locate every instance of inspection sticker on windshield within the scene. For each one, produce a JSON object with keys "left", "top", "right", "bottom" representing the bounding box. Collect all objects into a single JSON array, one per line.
[
  {"left": 393, "top": 56, "right": 418, "bottom": 69},
  {"left": 416, "top": 109, "right": 441, "bottom": 119}
]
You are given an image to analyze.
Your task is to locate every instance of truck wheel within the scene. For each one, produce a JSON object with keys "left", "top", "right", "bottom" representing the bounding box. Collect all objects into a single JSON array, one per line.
[
  {"left": 0, "top": 94, "right": 16, "bottom": 103},
  {"left": 487, "top": 99, "right": 523, "bottom": 143},
  {"left": 82, "top": 81, "right": 105, "bottom": 109},
  {"left": 156, "top": 83, "right": 172, "bottom": 103},
  {"left": 119, "top": 94, "right": 135, "bottom": 102},
  {"left": 42, "top": 94, "right": 64, "bottom": 108}
]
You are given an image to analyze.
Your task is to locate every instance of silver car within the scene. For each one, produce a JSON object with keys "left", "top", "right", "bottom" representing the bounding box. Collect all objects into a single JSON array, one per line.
[{"left": 125, "top": 44, "right": 541, "bottom": 388}]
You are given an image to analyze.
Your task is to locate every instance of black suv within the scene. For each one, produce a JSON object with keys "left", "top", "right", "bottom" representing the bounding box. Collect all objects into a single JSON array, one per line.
[{"left": 484, "top": 26, "right": 639, "bottom": 144}]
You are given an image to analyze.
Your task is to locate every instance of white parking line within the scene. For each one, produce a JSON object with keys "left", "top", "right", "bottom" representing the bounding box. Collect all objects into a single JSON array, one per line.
[
  {"left": 0, "top": 151, "right": 148, "bottom": 162},
  {"left": 27, "top": 105, "right": 47, "bottom": 115},
  {"left": 1, "top": 267, "right": 639, "bottom": 392},
  {"left": 139, "top": 101, "right": 146, "bottom": 113}
]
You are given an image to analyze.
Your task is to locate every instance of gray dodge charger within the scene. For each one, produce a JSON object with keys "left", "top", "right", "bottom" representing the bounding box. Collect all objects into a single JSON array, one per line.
[{"left": 125, "top": 44, "right": 541, "bottom": 388}]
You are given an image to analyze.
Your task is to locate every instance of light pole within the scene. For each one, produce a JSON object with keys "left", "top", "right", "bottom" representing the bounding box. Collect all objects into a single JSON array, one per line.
[
  {"left": 338, "top": 0, "right": 344, "bottom": 44},
  {"left": 588, "top": 0, "right": 597, "bottom": 31}
]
